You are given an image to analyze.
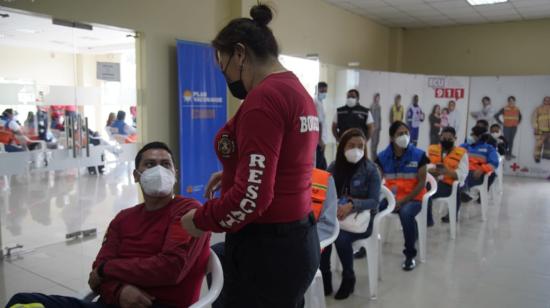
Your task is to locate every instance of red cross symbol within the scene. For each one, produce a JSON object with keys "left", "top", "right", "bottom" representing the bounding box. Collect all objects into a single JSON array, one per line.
[{"left": 511, "top": 163, "right": 520, "bottom": 172}]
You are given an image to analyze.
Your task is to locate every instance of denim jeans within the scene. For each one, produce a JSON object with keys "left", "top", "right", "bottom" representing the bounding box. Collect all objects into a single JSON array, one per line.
[{"left": 380, "top": 199, "right": 421, "bottom": 258}]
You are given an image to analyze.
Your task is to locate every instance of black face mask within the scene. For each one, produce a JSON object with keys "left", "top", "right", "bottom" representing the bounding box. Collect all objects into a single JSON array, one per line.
[
  {"left": 441, "top": 139, "right": 454, "bottom": 150},
  {"left": 222, "top": 54, "right": 248, "bottom": 100}
]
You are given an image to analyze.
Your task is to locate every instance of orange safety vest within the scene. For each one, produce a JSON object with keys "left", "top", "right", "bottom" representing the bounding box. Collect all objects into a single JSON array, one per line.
[
  {"left": 503, "top": 106, "right": 520, "bottom": 127},
  {"left": 311, "top": 168, "right": 331, "bottom": 221},
  {"left": 428, "top": 144, "right": 466, "bottom": 185}
]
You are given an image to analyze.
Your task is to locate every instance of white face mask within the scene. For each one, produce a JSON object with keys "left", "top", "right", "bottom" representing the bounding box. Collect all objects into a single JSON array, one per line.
[
  {"left": 395, "top": 134, "right": 410, "bottom": 149},
  {"left": 344, "top": 148, "right": 364, "bottom": 164},
  {"left": 491, "top": 132, "right": 500, "bottom": 139},
  {"left": 138, "top": 165, "right": 176, "bottom": 197},
  {"left": 346, "top": 98, "right": 358, "bottom": 108},
  {"left": 317, "top": 93, "right": 327, "bottom": 101},
  {"left": 467, "top": 136, "right": 476, "bottom": 145}
]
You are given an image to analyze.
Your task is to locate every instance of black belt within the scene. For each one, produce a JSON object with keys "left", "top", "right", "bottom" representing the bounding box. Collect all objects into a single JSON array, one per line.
[{"left": 240, "top": 212, "right": 316, "bottom": 236}]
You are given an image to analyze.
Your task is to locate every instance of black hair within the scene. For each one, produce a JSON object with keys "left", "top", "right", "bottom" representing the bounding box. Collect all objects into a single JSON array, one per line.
[
  {"left": 347, "top": 89, "right": 360, "bottom": 99},
  {"left": 508, "top": 96, "right": 516, "bottom": 102},
  {"left": 2, "top": 108, "right": 14, "bottom": 117},
  {"left": 441, "top": 126, "right": 456, "bottom": 136},
  {"left": 395, "top": 94, "right": 401, "bottom": 101},
  {"left": 389, "top": 121, "right": 409, "bottom": 138},
  {"left": 333, "top": 128, "right": 368, "bottom": 197},
  {"left": 476, "top": 119, "right": 489, "bottom": 128},
  {"left": 374, "top": 92, "right": 380, "bottom": 98},
  {"left": 482, "top": 96, "right": 491, "bottom": 102},
  {"left": 431, "top": 104, "right": 440, "bottom": 115},
  {"left": 472, "top": 125, "right": 488, "bottom": 137},
  {"left": 135, "top": 141, "right": 174, "bottom": 168},
  {"left": 212, "top": 4, "right": 279, "bottom": 60},
  {"left": 318, "top": 81, "right": 328, "bottom": 89},
  {"left": 117, "top": 111, "right": 126, "bottom": 121},
  {"left": 490, "top": 123, "right": 501, "bottom": 130}
]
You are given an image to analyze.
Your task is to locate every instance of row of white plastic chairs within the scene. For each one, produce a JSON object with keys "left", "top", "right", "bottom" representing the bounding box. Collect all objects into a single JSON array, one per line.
[{"left": 306, "top": 155, "right": 504, "bottom": 307}]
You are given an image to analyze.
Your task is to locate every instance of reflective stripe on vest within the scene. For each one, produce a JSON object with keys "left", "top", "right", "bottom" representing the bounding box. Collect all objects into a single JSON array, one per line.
[
  {"left": 503, "top": 106, "right": 520, "bottom": 127},
  {"left": 311, "top": 168, "right": 331, "bottom": 221},
  {"left": 428, "top": 145, "right": 466, "bottom": 185}
]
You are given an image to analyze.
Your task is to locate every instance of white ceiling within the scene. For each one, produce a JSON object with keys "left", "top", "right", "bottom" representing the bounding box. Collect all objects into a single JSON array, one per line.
[
  {"left": 0, "top": 8, "right": 135, "bottom": 54},
  {"left": 324, "top": 0, "right": 550, "bottom": 28}
]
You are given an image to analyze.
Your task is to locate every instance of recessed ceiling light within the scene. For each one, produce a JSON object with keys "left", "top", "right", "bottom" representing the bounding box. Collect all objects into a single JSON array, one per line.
[
  {"left": 16, "top": 28, "right": 39, "bottom": 34},
  {"left": 467, "top": 0, "right": 508, "bottom": 5}
]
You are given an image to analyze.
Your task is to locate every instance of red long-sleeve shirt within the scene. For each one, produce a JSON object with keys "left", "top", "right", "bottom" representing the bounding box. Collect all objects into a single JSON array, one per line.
[
  {"left": 193, "top": 71, "right": 319, "bottom": 233},
  {"left": 93, "top": 196, "right": 211, "bottom": 308}
]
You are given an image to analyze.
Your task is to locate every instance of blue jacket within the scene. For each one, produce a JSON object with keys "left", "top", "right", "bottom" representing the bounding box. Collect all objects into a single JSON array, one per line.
[
  {"left": 460, "top": 141, "right": 499, "bottom": 172},
  {"left": 328, "top": 159, "right": 381, "bottom": 213},
  {"left": 111, "top": 120, "right": 127, "bottom": 135},
  {"left": 377, "top": 144, "right": 427, "bottom": 202}
]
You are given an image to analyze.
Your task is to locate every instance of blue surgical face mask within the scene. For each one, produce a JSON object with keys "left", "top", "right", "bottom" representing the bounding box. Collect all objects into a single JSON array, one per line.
[{"left": 317, "top": 93, "right": 327, "bottom": 101}]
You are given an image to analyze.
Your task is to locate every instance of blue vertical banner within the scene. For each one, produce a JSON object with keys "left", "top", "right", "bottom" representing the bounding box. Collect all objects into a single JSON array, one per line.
[{"left": 177, "top": 40, "right": 226, "bottom": 202}]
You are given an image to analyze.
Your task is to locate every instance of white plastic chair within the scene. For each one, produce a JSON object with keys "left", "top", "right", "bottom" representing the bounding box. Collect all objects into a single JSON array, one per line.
[
  {"left": 350, "top": 186, "right": 396, "bottom": 300},
  {"left": 490, "top": 156, "right": 504, "bottom": 204},
  {"left": 81, "top": 249, "right": 223, "bottom": 307},
  {"left": 190, "top": 249, "right": 224, "bottom": 308},
  {"left": 432, "top": 180, "right": 460, "bottom": 239},
  {"left": 305, "top": 221, "right": 340, "bottom": 308},
  {"left": 470, "top": 172, "right": 491, "bottom": 222}
]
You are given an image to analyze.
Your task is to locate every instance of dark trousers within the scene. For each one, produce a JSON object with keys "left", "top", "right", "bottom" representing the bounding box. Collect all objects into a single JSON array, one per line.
[
  {"left": 6, "top": 293, "right": 109, "bottom": 308},
  {"left": 5, "top": 292, "right": 174, "bottom": 308},
  {"left": 316, "top": 144, "right": 327, "bottom": 170},
  {"left": 4, "top": 144, "right": 24, "bottom": 152},
  {"left": 503, "top": 126, "right": 517, "bottom": 155},
  {"left": 465, "top": 171, "right": 496, "bottom": 191},
  {"left": 320, "top": 216, "right": 373, "bottom": 279},
  {"left": 222, "top": 217, "right": 320, "bottom": 308},
  {"left": 428, "top": 182, "right": 460, "bottom": 224},
  {"left": 380, "top": 200, "right": 421, "bottom": 259},
  {"left": 371, "top": 128, "right": 380, "bottom": 160}
]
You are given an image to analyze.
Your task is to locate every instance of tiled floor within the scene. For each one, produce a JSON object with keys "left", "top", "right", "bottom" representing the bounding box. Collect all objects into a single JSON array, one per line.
[{"left": 1, "top": 176, "right": 549, "bottom": 307}]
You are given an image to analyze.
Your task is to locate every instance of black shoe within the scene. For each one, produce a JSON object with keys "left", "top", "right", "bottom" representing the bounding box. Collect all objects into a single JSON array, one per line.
[
  {"left": 334, "top": 276, "right": 355, "bottom": 300},
  {"left": 441, "top": 215, "right": 450, "bottom": 223},
  {"left": 460, "top": 191, "right": 473, "bottom": 203},
  {"left": 353, "top": 247, "right": 366, "bottom": 259},
  {"left": 322, "top": 271, "right": 333, "bottom": 296},
  {"left": 427, "top": 219, "right": 434, "bottom": 227},
  {"left": 402, "top": 258, "right": 416, "bottom": 271},
  {"left": 535, "top": 158, "right": 541, "bottom": 163}
]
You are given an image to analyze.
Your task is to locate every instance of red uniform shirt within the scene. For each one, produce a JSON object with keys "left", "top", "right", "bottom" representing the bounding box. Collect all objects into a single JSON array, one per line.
[
  {"left": 194, "top": 71, "right": 319, "bottom": 233},
  {"left": 94, "top": 196, "right": 211, "bottom": 308}
]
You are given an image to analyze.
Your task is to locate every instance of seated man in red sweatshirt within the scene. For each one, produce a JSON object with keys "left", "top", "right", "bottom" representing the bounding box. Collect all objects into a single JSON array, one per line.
[{"left": 6, "top": 142, "right": 211, "bottom": 308}]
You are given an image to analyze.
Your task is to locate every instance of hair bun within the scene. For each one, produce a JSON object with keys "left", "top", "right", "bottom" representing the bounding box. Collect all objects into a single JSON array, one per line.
[{"left": 250, "top": 4, "right": 273, "bottom": 27}]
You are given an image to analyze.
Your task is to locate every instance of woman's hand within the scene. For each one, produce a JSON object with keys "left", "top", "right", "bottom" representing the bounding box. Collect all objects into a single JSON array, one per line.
[
  {"left": 180, "top": 209, "right": 204, "bottom": 237},
  {"left": 204, "top": 171, "right": 223, "bottom": 200},
  {"left": 337, "top": 203, "right": 354, "bottom": 220}
]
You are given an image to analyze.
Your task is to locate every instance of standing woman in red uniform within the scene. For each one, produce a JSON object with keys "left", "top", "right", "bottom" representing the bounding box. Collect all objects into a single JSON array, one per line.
[{"left": 180, "top": 4, "right": 321, "bottom": 307}]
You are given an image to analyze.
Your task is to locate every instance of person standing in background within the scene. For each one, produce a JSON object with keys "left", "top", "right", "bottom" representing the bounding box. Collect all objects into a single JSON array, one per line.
[
  {"left": 406, "top": 94, "right": 425, "bottom": 146},
  {"left": 532, "top": 96, "right": 550, "bottom": 163},
  {"left": 332, "top": 89, "right": 374, "bottom": 142},
  {"left": 370, "top": 93, "right": 382, "bottom": 160},
  {"left": 24, "top": 111, "right": 36, "bottom": 136},
  {"left": 494, "top": 96, "right": 522, "bottom": 160},
  {"left": 447, "top": 100, "right": 460, "bottom": 131},
  {"left": 390, "top": 94, "right": 404, "bottom": 123},
  {"left": 429, "top": 104, "right": 442, "bottom": 145},
  {"left": 471, "top": 96, "right": 494, "bottom": 124},
  {"left": 315, "top": 81, "right": 329, "bottom": 169}
]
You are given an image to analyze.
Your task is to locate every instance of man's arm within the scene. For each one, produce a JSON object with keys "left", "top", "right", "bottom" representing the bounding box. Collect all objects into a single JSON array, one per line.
[
  {"left": 332, "top": 121, "right": 339, "bottom": 142},
  {"left": 317, "top": 176, "right": 337, "bottom": 243},
  {"left": 103, "top": 206, "right": 210, "bottom": 287},
  {"left": 399, "top": 165, "right": 427, "bottom": 205},
  {"left": 494, "top": 108, "right": 504, "bottom": 125}
]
